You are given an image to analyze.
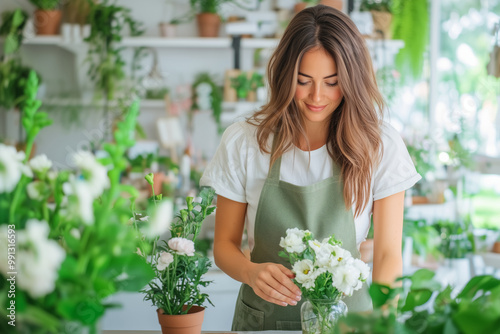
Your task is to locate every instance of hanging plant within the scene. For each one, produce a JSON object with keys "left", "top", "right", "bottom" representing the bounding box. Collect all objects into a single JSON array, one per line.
[
  {"left": 191, "top": 73, "right": 223, "bottom": 134},
  {"left": 84, "top": 0, "right": 144, "bottom": 143},
  {"left": 85, "top": 0, "right": 144, "bottom": 101},
  {"left": 391, "top": 0, "right": 430, "bottom": 82}
]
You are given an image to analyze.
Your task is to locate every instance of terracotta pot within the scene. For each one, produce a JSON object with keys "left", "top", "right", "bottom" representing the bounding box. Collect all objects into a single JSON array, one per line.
[
  {"left": 196, "top": 13, "right": 220, "bottom": 38},
  {"left": 157, "top": 306, "right": 205, "bottom": 334},
  {"left": 294, "top": 2, "right": 308, "bottom": 14},
  {"left": 493, "top": 242, "right": 500, "bottom": 254},
  {"left": 34, "top": 9, "right": 62, "bottom": 35},
  {"left": 320, "top": 0, "right": 343, "bottom": 10},
  {"left": 412, "top": 196, "right": 429, "bottom": 205}
]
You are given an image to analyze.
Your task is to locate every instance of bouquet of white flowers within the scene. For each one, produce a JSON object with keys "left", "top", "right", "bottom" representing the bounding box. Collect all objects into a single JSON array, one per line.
[{"left": 279, "top": 228, "right": 370, "bottom": 333}]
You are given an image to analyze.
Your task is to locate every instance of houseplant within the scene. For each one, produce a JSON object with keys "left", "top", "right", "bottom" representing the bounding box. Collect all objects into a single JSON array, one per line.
[
  {"left": 279, "top": 228, "right": 370, "bottom": 333},
  {"left": 191, "top": 72, "right": 223, "bottom": 134},
  {"left": 29, "top": 0, "right": 62, "bottom": 35},
  {"left": 85, "top": 0, "right": 144, "bottom": 143},
  {"left": 360, "top": 0, "right": 392, "bottom": 39},
  {"left": 230, "top": 72, "right": 252, "bottom": 101},
  {"left": 0, "top": 71, "right": 158, "bottom": 334},
  {"left": 391, "top": 0, "right": 429, "bottom": 82},
  {"left": 136, "top": 181, "right": 216, "bottom": 334},
  {"left": 189, "top": 0, "right": 264, "bottom": 37},
  {"left": 336, "top": 269, "right": 500, "bottom": 334}
]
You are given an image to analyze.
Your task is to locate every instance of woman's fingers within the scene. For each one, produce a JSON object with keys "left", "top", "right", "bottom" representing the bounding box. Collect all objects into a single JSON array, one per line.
[{"left": 249, "top": 263, "right": 302, "bottom": 306}]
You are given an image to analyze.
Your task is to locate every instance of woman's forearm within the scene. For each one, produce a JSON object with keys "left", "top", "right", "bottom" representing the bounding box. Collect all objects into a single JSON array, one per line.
[{"left": 214, "top": 239, "right": 255, "bottom": 285}]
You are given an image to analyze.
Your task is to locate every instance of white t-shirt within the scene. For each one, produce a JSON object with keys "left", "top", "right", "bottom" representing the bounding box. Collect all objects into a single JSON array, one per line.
[{"left": 200, "top": 121, "right": 421, "bottom": 251}]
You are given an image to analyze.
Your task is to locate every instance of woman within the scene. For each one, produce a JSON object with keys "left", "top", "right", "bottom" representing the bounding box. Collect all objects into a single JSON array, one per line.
[{"left": 200, "top": 5, "right": 421, "bottom": 331}]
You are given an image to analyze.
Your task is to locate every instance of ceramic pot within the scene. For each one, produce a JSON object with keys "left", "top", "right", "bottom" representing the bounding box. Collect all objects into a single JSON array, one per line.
[
  {"left": 493, "top": 242, "right": 500, "bottom": 253},
  {"left": 159, "top": 22, "right": 176, "bottom": 37},
  {"left": 34, "top": 9, "right": 62, "bottom": 35},
  {"left": 196, "top": 13, "right": 220, "bottom": 37},
  {"left": 157, "top": 306, "right": 205, "bottom": 334},
  {"left": 294, "top": 2, "right": 308, "bottom": 14}
]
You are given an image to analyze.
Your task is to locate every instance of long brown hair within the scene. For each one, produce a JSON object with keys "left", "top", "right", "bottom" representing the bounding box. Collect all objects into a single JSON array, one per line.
[{"left": 248, "top": 5, "right": 384, "bottom": 217}]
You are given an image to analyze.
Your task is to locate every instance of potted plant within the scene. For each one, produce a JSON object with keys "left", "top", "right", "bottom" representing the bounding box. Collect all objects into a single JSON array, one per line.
[
  {"left": 29, "top": 0, "right": 62, "bottom": 35},
  {"left": 159, "top": 1, "right": 193, "bottom": 37},
  {"left": 249, "top": 71, "right": 265, "bottom": 102},
  {"left": 230, "top": 72, "right": 252, "bottom": 101},
  {"left": 135, "top": 181, "right": 216, "bottom": 334},
  {"left": 191, "top": 72, "right": 223, "bottom": 134},
  {"left": 360, "top": 0, "right": 392, "bottom": 39},
  {"left": 0, "top": 72, "right": 157, "bottom": 333}
]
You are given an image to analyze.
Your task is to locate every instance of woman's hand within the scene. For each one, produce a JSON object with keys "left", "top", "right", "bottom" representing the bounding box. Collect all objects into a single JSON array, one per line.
[{"left": 247, "top": 262, "right": 302, "bottom": 306}]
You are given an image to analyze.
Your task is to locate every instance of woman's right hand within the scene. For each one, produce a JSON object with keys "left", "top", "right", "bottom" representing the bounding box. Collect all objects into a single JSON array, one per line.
[{"left": 247, "top": 262, "right": 302, "bottom": 306}]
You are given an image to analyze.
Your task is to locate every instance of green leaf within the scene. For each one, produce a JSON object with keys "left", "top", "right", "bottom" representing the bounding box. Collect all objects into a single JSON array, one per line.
[
  {"left": 457, "top": 275, "right": 500, "bottom": 300},
  {"left": 56, "top": 298, "right": 105, "bottom": 325},
  {"left": 401, "top": 289, "right": 433, "bottom": 312},
  {"left": 116, "top": 255, "right": 155, "bottom": 292},
  {"left": 369, "top": 283, "right": 395, "bottom": 308},
  {"left": 58, "top": 256, "right": 79, "bottom": 280}
]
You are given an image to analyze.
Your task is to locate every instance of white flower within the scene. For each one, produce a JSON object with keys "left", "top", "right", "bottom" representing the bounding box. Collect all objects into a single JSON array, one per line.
[
  {"left": 29, "top": 154, "right": 52, "bottom": 174},
  {"left": 143, "top": 200, "right": 173, "bottom": 238},
  {"left": 27, "top": 181, "right": 43, "bottom": 200},
  {"left": 280, "top": 228, "right": 308, "bottom": 253},
  {"left": 70, "top": 228, "right": 81, "bottom": 240},
  {"left": 16, "top": 220, "right": 66, "bottom": 298},
  {"left": 293, "top": 259, "right": 315, "bottom": 285},
  {"left": 352, "top": 258, "right": 370, "bottom": 281},
  {"left": 168, "top": 237, "right": 195, "bottom": 256},
  {"left": 328, "top": 245, "right": 352, "bottom": 268},
  {"left": 72, "top": 151, "right": 109, "bottom": 198},
  {"left": 308, "top": 239, "right": 335, "bottom": 267},
  {"left": 331, "top": 263, "right": 362, "bottom": 296},
  {"left": 157, "top": 251, "right": 174, "bottom": 270},
  {"left": 63, "top": 178, "right": 94, "bottom": 225},
  {"left": 0, "top": 144, "right": 31, "bottom": 193}
]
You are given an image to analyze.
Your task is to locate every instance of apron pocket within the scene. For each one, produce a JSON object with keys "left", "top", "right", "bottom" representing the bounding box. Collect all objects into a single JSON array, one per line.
[
  {"left": 276, "top": 320, "right": 302, "bottom": 330},
  {"left": 231, "top": 298, "right": 265, "bottom": 331}
]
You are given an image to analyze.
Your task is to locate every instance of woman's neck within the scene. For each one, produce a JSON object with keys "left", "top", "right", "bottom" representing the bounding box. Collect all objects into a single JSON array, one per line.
[{"left": 297, "top": 122, "right": 329, "bottom": 151}]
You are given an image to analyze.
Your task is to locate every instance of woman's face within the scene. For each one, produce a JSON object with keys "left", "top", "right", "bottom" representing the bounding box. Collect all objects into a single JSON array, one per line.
[{"left": 294, "top": 47, "right": 343, "bottom": 127}]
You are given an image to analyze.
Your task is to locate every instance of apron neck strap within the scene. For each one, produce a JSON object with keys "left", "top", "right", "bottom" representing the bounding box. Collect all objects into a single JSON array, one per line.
[{"left": 269, "top": 132, "right": 282, "bottom": 181}]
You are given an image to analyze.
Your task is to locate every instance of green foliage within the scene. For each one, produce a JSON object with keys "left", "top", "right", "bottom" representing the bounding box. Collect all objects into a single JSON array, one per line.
[
  {"left": 433, "top": 220, "right": 473, "bottom": 259},
  {"left": 403, "top": 219, "right": 441, "bottom": 259},
  {"left": 337, "top": 269, "right": 500, "bottom": 334},
  {"left": 140, "top": 188, "right": 216, "bottom": 315},
  {"left": 391, "top": 0, "right": 430, "bottom": 82},
  {"left": 231, "top": 73, "right": 252, "bottom": 99},
  {"left": 28, "top": 0, "right": 60, "bottom": 10},
  {"left": 360, "top": 0, "right": 392, "bottom": 12},
  {"left": 405, "top": 140, "right": 434, "bottom": 177},
  {"left": 0, "top": 10, "right": 28, "bottom": 55},
  {"left": 0, "top": 75, "right": 155, "bottom": 333},
  {"left": 189, "top": 0, "right": 263, "bottom": 14},
  {"left": 191, "top": 72, "right": 223, "bottom": 134},
  {"left": 85, "top": 0, "right": 144, "bottom": 100}
]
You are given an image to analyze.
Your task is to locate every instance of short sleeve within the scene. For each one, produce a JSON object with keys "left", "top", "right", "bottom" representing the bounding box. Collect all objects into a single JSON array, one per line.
[
  {"left": 200, "top": 122, "right": 249, "bottom": 203},
  {"left": 373, "top": 123, "right": 422, "bottom": 201}
]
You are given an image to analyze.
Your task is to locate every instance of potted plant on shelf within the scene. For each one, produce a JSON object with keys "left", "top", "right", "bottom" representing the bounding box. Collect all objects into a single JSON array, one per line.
[
  {"left": 135, "top": 180, "right": 216, "bottom": 334},
  {"left": 360, "top": 0, "right": 392, "bottom": 39},
  {"left": 191, "top": 72, "right": 223, "bottom": 134},
  {"left": 230, "top": 72, "right": 252, "bottom": 101},
  {"left": 29, "top": 0, "right": 62, "bottom": 35},
  {"left": 189, "top": 0, "right": 264, "bottom": 37}
]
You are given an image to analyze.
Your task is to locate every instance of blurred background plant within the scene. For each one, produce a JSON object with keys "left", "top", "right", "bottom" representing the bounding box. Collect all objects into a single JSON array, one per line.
[{"left": 0, "top": 72, "right": 169, "bottom": 334}]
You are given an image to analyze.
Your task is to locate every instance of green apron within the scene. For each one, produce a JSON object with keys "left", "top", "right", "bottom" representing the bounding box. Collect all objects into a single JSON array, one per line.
[{"left": 232, "top": 141, "right": 372, "bottom": 331}]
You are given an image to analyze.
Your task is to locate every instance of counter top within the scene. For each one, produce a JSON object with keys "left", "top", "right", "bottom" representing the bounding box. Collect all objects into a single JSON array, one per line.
[{"left": 102, "top": 331, "right": 301, "bottom": 334}]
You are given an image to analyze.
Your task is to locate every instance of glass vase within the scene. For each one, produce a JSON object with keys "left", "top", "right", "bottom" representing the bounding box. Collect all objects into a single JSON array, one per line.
[{"left": 301, "top": 297, "right": 347, "bottom": 334}]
